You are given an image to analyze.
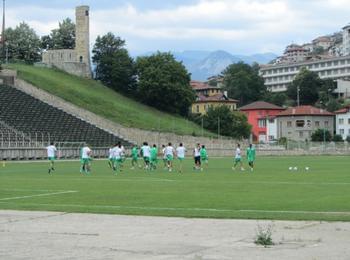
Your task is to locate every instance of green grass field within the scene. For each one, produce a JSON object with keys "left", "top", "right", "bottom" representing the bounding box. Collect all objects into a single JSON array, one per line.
[
  {"left": 1, "top": 156, "right": 350, "bottom": 221},
  {"left": 5, "top": 63, "right": 212, "bottom": 136}
]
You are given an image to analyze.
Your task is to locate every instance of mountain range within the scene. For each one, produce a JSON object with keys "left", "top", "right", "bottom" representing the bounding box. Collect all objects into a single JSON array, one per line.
[{"left": 172, "top": 50, "right": 277, "bottom": 81}]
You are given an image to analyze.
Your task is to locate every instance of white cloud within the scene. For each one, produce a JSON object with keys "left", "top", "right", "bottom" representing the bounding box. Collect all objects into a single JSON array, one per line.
[{"left": 5, "top": 0, "right": 350, "bottom": 54}]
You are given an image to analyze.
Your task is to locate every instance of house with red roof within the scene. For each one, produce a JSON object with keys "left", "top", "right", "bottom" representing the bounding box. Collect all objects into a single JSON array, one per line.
[
  {"left": 190, "top": 81, "right": 238, "bottom": 115},
  {"left": 334, "top": 105, "right": 350, "bottom": 140},
  {"left": 276, "top": 105, "right": 334, "bottom": 141},
  {"left": 239, "top": 101, "right": 285, "bottom": 143}
]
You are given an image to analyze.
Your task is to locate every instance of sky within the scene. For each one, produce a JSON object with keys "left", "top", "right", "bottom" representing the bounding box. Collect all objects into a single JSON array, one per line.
[{"left": 6, "top": 0, "right": 350, "bottom": 56}]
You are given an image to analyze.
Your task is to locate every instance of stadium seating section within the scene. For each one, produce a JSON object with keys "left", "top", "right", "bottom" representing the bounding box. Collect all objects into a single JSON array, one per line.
[{"left": 0, "top": 85, "right": 132, "bottom": 147}]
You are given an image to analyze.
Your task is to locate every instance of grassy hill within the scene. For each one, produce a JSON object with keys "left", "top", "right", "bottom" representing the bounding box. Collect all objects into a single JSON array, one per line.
[{"left": 5, "top": 63, "right": 212, "bottom": 136}]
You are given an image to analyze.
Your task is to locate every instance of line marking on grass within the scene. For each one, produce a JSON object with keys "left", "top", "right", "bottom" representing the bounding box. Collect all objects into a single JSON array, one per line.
[
  {"left": 1, "top": 202, "right": 350, "bottom": 216},
  {"left": 0, "top": 191, "right": 78, "bottom": 201},
  {"left": 0, "top": 188, "right": 75, "bottom": 192}
]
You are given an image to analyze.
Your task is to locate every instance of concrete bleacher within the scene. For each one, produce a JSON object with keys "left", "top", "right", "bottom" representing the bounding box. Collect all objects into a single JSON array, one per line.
[{"left": 0, "top": 84, "right": 132, "bottom": 147}]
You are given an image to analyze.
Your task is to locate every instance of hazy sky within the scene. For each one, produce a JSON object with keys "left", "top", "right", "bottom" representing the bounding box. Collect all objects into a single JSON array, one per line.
[{"left": 6, "top": 0, "right": 350, "bottom": 55}]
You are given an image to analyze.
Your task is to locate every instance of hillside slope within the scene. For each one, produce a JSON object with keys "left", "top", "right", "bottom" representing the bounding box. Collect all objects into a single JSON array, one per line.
[{"left": 6, "top": 64, "right": 212, "bottom": 136}]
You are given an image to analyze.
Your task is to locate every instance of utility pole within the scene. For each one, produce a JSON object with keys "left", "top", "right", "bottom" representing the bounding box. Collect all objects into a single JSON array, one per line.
[
  {"left": 297, "top": 86, "right": 300, "bottom": 106},
  {"left": 218, "top": 117, "right": 220, "bottom": 139}
]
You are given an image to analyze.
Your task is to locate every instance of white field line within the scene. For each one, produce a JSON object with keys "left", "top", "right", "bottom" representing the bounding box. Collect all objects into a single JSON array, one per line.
[
  {"left": 0, "top": 188, "right": 75, "bottom": 192},
  {"left": 0, "top": 190, "right": 78, "bottom": 201},
  {"left": 1, "top": 202, "right": 350, "bottom": 216}
]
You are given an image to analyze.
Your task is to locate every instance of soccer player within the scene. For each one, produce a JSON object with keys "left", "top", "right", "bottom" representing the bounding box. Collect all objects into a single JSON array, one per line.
[
  {"left": 150, "top": 144, "right": 158, "bottom": 170},
  {"left": 46, "top": 142, "right": 57, "bottom": 174},
  {"left": 246, "top": 143, "right": 256, "bottom": 172},
  {"left": 176, "top": 143, "right": 186, "bottom": 173},
  {"left": 140, "top": 142, "right": 151, "bottom": 170},
  {"left": 232, "top": 143, "right": 244, "bottom": 171},
  {"left": 131, "top": 144, "right": 139, "bottom": 170},
  {"left": 111, "top": 143, "right": 123, "bottom": 174},
  {"left": 108, "top": 146, "right": 114, "bottom": 169},
  {"left": 161, "top": 144, "right": 167, "bottom": 170},
  {"left": 165, "top": 142, "right": 175, "bottom": 172},
  {"left": 193, "top": 143, "right": 201, "bottom": 171},
  {"left": 200, "top": 145, "right": 208, "bottom": 168},
  {"left": 80, "top": 144, "right": 92, "bottom": 174}
]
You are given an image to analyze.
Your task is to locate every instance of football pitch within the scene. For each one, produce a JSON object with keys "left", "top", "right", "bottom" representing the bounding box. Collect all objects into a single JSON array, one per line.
[{"left": 1, "top": 156, "right": 350, "bottom": 221}]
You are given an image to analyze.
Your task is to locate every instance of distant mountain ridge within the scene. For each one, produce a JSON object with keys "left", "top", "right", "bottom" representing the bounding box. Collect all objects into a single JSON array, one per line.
[
  {"left": 172, "top": 50, "right": 277, "bottom": 81},
  {"left": 134, "top": 50, "right": 277, "bottom": 81}
]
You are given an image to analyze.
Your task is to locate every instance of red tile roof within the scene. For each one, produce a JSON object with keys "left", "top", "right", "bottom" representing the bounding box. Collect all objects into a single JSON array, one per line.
[
  {"left": 334, "top": 105, "right": 350, "bottom": 114},
  {"left": 239, "top": 101, "right": 284, "bottom": 111},
  {"left": 190, "top": 81, "right": 219, "bottom": 90},
  {"left": 276, "top": 105, "right": 334, "bottom": 117},
  {"left": 195, "top": 93, "right": 238, "bottom": 103}
]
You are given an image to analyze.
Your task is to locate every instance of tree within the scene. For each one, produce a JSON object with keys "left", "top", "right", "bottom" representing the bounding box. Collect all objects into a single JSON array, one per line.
[
  {"left": 263, "top": 92, "right": 287, "bottom": 107},
  {"left": 333, "top": 134, "right": 343, "bottom": 142},
  {"left": 311, "top": 46, "right": 325, "bottom": 55},
  {"left": 136, "top": 52, "right": 195, "bottom": 116},
  {"left": 41, "top": 18, "right": 75, "bottom": 50},
  {"left": 203, "top": 106, "right": 251, "bottom": 139},
  {"left": 3, "top": 22, "right": 41, "bottom": 63},
  {"left": 222, "top": 62, "right": 266, "bottom": 106},
  {"left": 92, "top": 33, "right": 137, "bottom": 94},
  {"left": 287, "top": 68, "right": 323, "bottom": 105},
  {"left": 311, "top": 129, "right": 332, "bottom": 142}
]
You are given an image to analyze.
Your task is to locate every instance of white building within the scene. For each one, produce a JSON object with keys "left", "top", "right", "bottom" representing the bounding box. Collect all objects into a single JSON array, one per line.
[
  {"left": 266, "top": 116, "right": 278, "bottom": 142},
  {"left": 260, "top": 55, "right": 350, "bottom": 92},
  {"left": 334, "top": 79, "right": 350, "bottom": 98},
  {"left": 343, "top": 24, "right": 350, "bottom": 56},
  {"left": 335, "top": 105, "right": 350, "bottom": 140}
]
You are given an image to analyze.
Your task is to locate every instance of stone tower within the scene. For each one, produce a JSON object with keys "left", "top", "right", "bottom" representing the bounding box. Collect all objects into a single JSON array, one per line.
[{"left": 75, "top": 5, "right": 91, "bottom": 77}]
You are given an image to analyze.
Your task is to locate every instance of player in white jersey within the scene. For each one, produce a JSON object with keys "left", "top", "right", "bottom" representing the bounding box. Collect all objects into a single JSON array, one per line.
[
  {"left": 108, "top": 146, "right": 113, "bottom": 169},
  {"left": 111, "top": 142, "right": 123, "bottom": 174},
  {"left": 140, "top": 142, "right": 151, "bottom": 170},
  {"left": 46, "top": 142, "right": 57, "bottom": 174},
  {"left": 161, "top": 145, "right": 167, "bottom": 170},
  {"left": 164, "top": 142, "right": 175, "bottom": 172},
  {"left": 232, "top": 143, "right": 244, "bottom": 171},
  {"left": 80, "top": 144, "right": 92, "bottom": 174},
  {"left": 176, "top": 143, "right": 186, "bottom": 173},
  {"left": 193, "top": 143, "right": 201, "bottom": 171}
]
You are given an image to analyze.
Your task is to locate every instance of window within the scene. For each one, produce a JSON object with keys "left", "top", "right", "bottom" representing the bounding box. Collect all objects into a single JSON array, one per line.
[
  {"left": 348, "top": 129, "right": 350, "bottom": 135},
  {"left": 196, "top": 105, "right": 199, "bottom": 113},
  {"left": 307, "top": 120, "right": 311, "bottom": 127},
  {"left": 287, "top": 121, "right": 292, "bottom": 127},
  {"left": 299, "top": 131, "right": 304, "bottom": 138},
  {"left": 296, "top": 120, "right": 305, "bottom": 127},
  {"left": 258, "top": 119, "right": 266, "bottom": 128},
  {"left": 324, "top": 121, "right": 329, "bottom": 127},
  {"left": 79, "top": 56, "right": 83, "bottom": 63},
  {"left": 339, "top": 118, "right": 344, "bottom": 125},
  {"left": 348, "top": 118, "right": 350, "bottom": 124},
  {"left": 269, "top": 119, "right": 275, "bottom": 123},
  {"left": 315, "top": 121, "right": 320, "bottom": 127},
  {"left": 340, "top": 129, "right": 345, "bottom": 135},
  {"left": 85, "top": 10, "right": 89, "bottom": 16}
]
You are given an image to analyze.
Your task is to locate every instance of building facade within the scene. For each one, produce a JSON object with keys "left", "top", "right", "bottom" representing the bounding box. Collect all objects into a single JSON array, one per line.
[
  {"left": 334, "top": 105, "right": 350, "bottom": 140},
  {"left": 260, "top": 55, "right": 350, "bottom": 92},
  {"left": 276, "top": 106, "right": 334, "bottom": 141},
  {"left": 41, "top": 6, "right": 92, "bottom": 78},
  {"left": 239, "top": 101, "right": 285, "bottom": 143},
  {"left": 190, "top": 81, "right": 238, "bottom": 115}
]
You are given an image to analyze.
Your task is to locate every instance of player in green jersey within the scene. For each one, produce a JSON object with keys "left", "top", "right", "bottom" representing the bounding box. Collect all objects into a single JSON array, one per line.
[
  {"left": 246, "top": 143, "right": 256, "bottom": 172},
  {"left": 150, "top": 144, "right": 158, "bottom": 170},
  {"left": 200, "top": 145, "right": 208, "bottom": 169},
  {"left": 131, "top": 145, "right": 139, "bottom": 170}
]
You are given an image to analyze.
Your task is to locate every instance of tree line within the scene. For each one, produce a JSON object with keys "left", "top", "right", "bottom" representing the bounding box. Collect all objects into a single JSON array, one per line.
[{"left": 2, "top": 19, "right": 343, "bottom": 140}]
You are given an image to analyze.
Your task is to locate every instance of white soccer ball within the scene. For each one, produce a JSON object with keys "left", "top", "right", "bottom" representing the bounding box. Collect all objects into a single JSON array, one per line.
[
  {"left": 305, "top": 167, "right": 310, "bottom": 171},
  {"left": 288, "top": 167, "right": 293, "bottom": 171},
  {"left": 293, "top": 167, "right": 298, "bottom": 171}
]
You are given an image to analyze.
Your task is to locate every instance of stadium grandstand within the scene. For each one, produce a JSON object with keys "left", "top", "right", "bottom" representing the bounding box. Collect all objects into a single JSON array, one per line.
[{"left": 0, "top": 84, "right": 132, "bottom": 148}]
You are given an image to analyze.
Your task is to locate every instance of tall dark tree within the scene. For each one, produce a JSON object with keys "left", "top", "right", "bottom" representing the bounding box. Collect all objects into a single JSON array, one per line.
[
  {"left": 136, "top": 52, "right": 195, "bottom": 116},
  {"left": 41, "top": 18, "right": 75, "bottom": 50},
  {"left": 4, "top": 22, "right": 41, "bottom": 63},
  {"left": 287, "top": 68, "right": 323, "bottom": 105},
  {"left": 203, "top": 106, "right": 251, "bottom": 139},
  {"left": 92, "top": 32, "right": 136, "bottom": 94},
  {"left": 222, "top": 62, "right": 266, "bottom": 105}
]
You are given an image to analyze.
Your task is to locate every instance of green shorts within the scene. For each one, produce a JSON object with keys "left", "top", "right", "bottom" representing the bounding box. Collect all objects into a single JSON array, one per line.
[
  {"left": 201, "top": 157, "right": 208, "bottom": 162},
  {"left": 178, "top": 157, "right": 184, "bottom": 161},
  {"left": 132, "top": 156, "right": 138, "bottom": 161},
  {"left": 234, "top": 158, "right": 241, "bottom": 163},
  {"left": 81, "top": 158, "right": 90, "bottom": 164},
  {"left": 144, "top": 157, "right": 150, "bottom": 163},
  {"left": 166, "top": 155, "right": 173, "bottom": 161},
  {"left": 151, "top": 158, "right": 158, "bottom": 163},
  {"left": 48, "top": 157, "right": 56, "bottom": 161},
  {"left": 114, "top": 158, "right": 123, "bottom": 163}
]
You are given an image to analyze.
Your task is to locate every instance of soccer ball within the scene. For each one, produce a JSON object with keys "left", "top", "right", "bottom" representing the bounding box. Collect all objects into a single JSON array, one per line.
[
  {"left": 288, "top": 167, "right": 293, "bottom": 171},
  {"left": 305, "top": 167, "right": 310, "bottom": 171},
  {"left": 293, "top": 167, "right": 298, "bottom": 171}
]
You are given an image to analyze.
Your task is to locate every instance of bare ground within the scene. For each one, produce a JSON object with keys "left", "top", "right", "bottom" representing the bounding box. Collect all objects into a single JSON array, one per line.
[{"left": 1, "top": 210, "right": 350, "bottom": 260}]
